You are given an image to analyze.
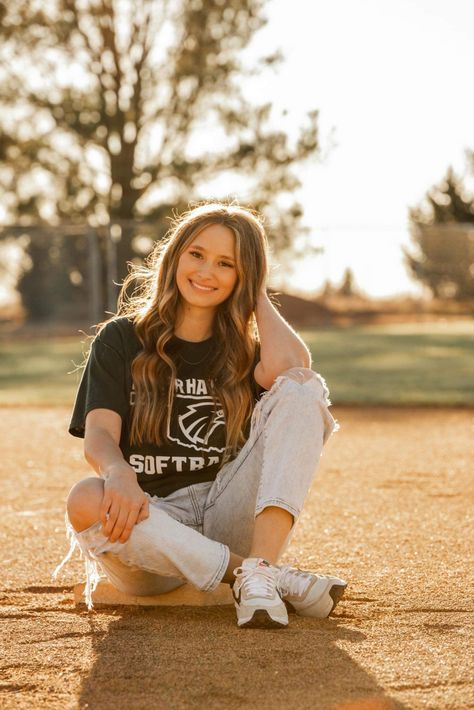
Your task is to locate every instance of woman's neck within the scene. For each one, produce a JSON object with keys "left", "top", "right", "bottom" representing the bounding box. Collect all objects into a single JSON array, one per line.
[{"left": 174, "top": 308, "right": 214, "bottom": 342}]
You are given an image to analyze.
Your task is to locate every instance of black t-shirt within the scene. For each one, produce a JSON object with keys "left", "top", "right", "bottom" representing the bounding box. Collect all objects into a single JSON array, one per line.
[{"left": 69, "top": 317, "right": 265, "bottom": 498}]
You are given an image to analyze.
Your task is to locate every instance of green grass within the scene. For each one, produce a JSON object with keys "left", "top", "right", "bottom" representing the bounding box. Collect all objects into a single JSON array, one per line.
[
  {"left": 302, "top": 321, "right": 474, "bottom": 406},
  {"left": 0, "top": 336, "right": 88, "bottom": 406},
  {"left": 0, "top": 321, "right": 473, "bottom": 406}
]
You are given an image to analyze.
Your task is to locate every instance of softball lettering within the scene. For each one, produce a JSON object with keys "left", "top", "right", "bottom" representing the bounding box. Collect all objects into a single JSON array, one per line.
[{"left": 129, "top": 454, "right": 221, "bottom": 475}]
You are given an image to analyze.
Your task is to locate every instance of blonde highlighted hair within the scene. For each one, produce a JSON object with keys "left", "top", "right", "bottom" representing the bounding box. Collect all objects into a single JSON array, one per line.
[{"left": 100, "top": 201, "right": 269, "bottom": 464}]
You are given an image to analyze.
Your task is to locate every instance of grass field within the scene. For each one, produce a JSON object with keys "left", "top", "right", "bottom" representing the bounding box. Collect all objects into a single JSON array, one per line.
[
  {"left": 0, "top": 320, "right": 473, "bottom": 406},
  {"left": 302, "top": 320, "right": 474, "bottom": 406}
]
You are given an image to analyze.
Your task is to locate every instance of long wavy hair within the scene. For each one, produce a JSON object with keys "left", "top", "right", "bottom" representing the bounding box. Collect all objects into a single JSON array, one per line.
[{"left": 100, "top": 201, "right": 269, "bottom": 464}]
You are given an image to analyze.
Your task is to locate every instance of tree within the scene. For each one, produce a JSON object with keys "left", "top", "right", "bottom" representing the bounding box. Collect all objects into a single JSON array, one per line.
[
  {"left": 319, "top": 279, "right": 335, "bottom": 299},
  {"left": 404, "top": 150, "right": 474, "bottom": 300},
  {"left": 0, "top": 0, "right": 323, "bottom": 319},
  {"left": 337, "top": 268, "right": 357, "bottom": 298}
]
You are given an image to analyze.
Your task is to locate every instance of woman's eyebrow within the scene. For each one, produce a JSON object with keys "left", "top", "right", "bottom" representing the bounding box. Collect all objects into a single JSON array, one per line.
[{"left": 191, "top": 244, "right": 235, "bottom": 261}]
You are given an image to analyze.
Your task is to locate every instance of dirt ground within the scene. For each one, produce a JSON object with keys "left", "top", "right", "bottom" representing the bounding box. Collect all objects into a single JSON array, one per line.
[{"left": 1, "top": 406, "right": 473, "bottom": 710}]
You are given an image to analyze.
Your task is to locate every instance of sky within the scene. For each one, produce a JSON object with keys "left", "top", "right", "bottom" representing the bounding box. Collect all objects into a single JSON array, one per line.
[{"left": 238, "top": 0, "right": 474, "bottom": 297}]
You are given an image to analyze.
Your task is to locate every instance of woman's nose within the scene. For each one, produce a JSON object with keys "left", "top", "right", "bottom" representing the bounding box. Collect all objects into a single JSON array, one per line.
[{"left": 197, "top": 262, "right": 214, "bottom": 278}]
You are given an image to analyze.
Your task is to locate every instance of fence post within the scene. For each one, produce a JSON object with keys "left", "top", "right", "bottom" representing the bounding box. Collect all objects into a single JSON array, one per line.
[
  {"left": 106, "top": 223, "right": 119, "bottom": 313},
  {"left": 87, "top": 228, "right": 102, "bottom": 324}
]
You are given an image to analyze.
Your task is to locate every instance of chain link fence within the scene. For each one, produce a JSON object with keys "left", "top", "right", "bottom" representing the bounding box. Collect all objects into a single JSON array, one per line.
[{"left": 0, "top": 220, "right": 161, "bottom": 324}]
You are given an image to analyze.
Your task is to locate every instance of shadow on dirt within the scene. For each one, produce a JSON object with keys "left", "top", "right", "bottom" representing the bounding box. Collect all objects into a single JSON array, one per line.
[{"left": 77, "top": 605, "right": 407, "bottom": 710}]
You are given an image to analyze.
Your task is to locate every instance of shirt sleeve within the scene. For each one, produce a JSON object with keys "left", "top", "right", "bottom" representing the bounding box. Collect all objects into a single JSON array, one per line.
[{"left": 68, "top": 328, "right": 129, "bottom": 439}]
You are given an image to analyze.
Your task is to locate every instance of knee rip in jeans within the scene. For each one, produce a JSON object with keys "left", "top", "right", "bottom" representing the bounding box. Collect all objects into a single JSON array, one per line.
[{"left": 279, "top": 366, "right": 315, "bottom": 384}]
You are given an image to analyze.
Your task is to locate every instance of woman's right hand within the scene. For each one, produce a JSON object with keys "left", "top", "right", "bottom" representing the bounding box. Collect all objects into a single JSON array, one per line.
[{"left": 99, "top": 463, "right": 149, "bottom": 543}]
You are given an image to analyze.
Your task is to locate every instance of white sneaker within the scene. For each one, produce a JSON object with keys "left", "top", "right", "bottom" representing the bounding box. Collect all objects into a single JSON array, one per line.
[
  {"left": 232, "top": 558, "right": 289, "bottom": 628},
  {"left": 278, "top": 566, "right": 347, "bottom": 618}
]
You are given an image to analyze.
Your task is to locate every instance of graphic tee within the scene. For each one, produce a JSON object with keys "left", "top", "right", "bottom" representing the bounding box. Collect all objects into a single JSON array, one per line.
[{"left": 69, "top": 317, "right": 265, "bottom": 498}]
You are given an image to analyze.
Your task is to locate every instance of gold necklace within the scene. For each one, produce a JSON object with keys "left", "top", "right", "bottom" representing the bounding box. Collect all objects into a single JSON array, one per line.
[{"left": 177, "top": 343, "right": 213, "bottom": 366}]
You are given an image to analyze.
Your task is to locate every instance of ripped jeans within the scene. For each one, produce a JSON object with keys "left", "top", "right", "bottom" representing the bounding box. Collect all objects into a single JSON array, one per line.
[{"left": 53, "top": 367, "right": 339, "bottom": 609}]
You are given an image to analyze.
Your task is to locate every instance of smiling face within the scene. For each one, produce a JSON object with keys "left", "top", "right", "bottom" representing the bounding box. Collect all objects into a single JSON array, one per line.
[{"left": 175, "top": 223, "right": 238, "bottom": 315}]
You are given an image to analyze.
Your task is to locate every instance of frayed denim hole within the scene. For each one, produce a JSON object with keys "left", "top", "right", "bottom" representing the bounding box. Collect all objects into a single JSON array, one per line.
[
  {"left": 278, "top": 366, "right": 316, "bottom": 385},
  {"left": 51, "top": 513, "right": 103, "bottom": 611},
  {"left": 276, "top": 367, "right": 333, "bottom": 408},
  {"left": 305, "top": 372, "right": 340, "bottom": 440},
  {"left": 311, "top": 371, "right": 333, "bottom": 406},
  {"left": 279, "top": 371, "right": 339, "bottom": 441},
  {"left": 281, "top": 369, "right": 332, "bottom": 403}
]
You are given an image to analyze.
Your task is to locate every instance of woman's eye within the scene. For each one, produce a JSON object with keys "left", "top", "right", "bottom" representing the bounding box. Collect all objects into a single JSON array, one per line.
[{"left": 189, "top": 249, "right": 234, "bottom": 269}]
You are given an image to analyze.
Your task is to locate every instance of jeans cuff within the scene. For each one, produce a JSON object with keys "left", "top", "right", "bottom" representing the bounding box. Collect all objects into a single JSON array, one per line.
[
  {"left": 202, "top": 543, "right": 230, "bottom": 592},
  {"left": 255, "top": 498, "right": 301, "bottom": 521}
]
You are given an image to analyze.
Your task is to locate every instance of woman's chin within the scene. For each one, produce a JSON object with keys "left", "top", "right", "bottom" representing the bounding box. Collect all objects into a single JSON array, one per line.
[{"left": 180, "top": 294, "right": 219, "bottom": 310}]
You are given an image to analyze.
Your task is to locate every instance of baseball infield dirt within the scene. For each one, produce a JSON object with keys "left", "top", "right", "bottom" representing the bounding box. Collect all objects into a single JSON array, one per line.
[{"left": 1, "top": 406, "right": 473, "bottom": 709}]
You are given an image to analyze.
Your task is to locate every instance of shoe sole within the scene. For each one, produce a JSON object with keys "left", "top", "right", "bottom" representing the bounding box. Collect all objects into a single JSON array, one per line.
[{"left": 238, "top": 608, "right": 288, "bottom": 629}]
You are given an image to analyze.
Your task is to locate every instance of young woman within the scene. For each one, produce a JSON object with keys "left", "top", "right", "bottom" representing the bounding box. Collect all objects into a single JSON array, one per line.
[{"left": 54, "top": 201, "right": 346, "bottom": 628}]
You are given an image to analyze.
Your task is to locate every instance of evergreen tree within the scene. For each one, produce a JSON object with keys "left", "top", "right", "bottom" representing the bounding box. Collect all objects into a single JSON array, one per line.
[
  {"left": 337, "top": 268, "right": 356, "bottom": 297},
  {"left": 319, "top": 279, "right": 335, "bottom": 299},
  {"left": 404, "top": 150, "right": 474, "bottom": 300}
]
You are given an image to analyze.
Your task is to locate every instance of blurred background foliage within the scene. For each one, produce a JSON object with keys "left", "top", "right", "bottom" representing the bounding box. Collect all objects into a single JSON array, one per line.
[
  {"left": 0, "top": 0, "right": 320, "bottom": 321},
  {"left": 0, "top": 1, "right": 472, "bottom": 325}
]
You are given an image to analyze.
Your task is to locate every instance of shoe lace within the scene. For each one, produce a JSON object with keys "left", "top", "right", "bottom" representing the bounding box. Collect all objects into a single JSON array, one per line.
[
  {"left": 278, "top": 566, "right": 314, "bottom": 597},
  {"left": 233, "top": 565, "right": 277, "bottom": 599}
]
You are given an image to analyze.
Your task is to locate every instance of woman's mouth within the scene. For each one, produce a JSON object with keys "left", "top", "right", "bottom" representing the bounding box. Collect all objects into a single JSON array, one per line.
[{"left": 189, "top": 280, "right": 217, "bottom": 292}]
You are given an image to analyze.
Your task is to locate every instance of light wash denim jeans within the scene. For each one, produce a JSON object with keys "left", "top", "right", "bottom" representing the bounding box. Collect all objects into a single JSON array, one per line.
[{"left": 53, "top": 367, "right": 338, "bottom": 609}]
